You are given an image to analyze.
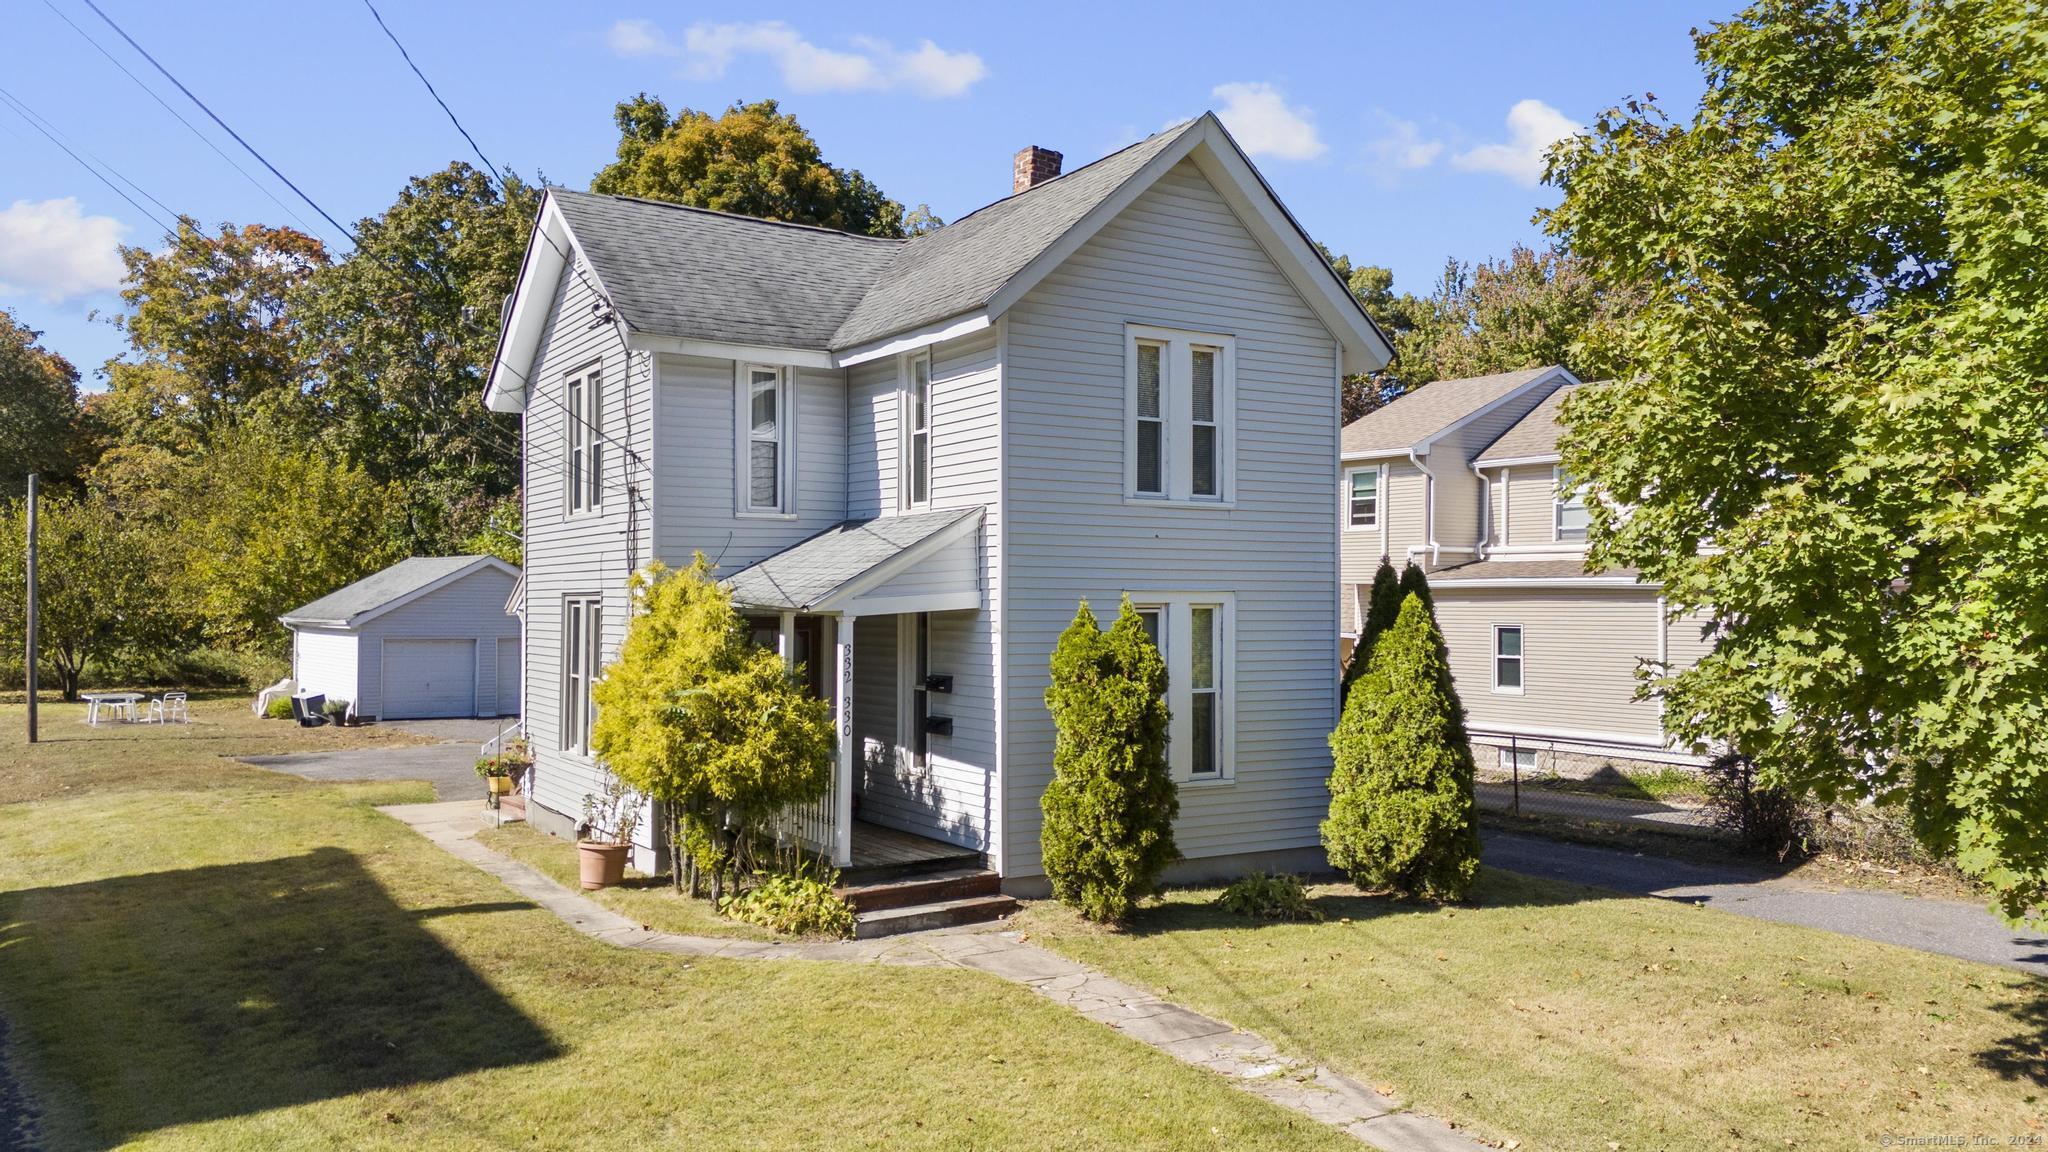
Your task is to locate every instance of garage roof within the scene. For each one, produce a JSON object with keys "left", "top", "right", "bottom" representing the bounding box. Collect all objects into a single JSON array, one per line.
[{"left": 280, "top": 555, "right": 521, "bottom": 629}]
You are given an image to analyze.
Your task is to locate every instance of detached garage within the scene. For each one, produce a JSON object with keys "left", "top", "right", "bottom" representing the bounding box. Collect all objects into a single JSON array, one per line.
[{"left": 280, "top": 555, "right": 523, "bottom": 721}]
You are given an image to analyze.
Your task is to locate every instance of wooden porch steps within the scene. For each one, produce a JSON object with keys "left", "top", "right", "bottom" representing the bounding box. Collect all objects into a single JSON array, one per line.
[{"left": 837, "top": 868, "right": 1017, "bottom": 939}]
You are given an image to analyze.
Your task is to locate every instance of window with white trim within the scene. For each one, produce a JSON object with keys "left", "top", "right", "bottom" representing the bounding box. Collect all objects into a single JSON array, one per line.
[
  {"left": 1126, "top": 595, "right": 1234, "bottom": 782},
  {"left": 1493, "top": 624, "right": 1524, "bottom": 694},
  {"left": 1346, "top": 467, "right": 1379, "bottom": 528},
  {"left": 564, "top": 367, "right": 602, "bottom": 514},
  {"left": 1126, "top": 326, "right": 1234, "bottom": 502},
  {"left": 739, "top": 365, "right": 789, "bottom": 514},
  {"left": 1554, "top": 467, "right": 1589, "bottom": 542},
  {"left": 562, "top": 595, "right": 603, "bottom": 754},
  {"left": 903, "top": 353, "right": 932, "bottom": 508}
]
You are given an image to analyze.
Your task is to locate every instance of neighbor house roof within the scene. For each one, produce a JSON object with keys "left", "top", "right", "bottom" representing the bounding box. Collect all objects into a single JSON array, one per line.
[
  {"left": 279, "top": 555, "right": 519, "bottom": 628},
  {"left": 486, "top": 113, "right": 1393, "bottom": 412},
  {"left": 722, "top": 507, "right": 983, "bottom": 612},
  {"left": 1341, "top": 366, "right": 1571, "bottom": 459},
  {"left": 1427, "top": 558, "right": 1644, "bottom": 585},
  {"left": 1474, "top": 382, "right": 1581, "bottom": 467}
]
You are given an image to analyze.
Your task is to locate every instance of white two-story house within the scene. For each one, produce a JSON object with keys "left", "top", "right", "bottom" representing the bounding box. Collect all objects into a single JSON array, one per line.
[
  {"left": 1339, "top": 368, "right": 1715, "bottom": 771},
  {"left": 484, "top": 113, "right": 1392, "bottom": 892}
]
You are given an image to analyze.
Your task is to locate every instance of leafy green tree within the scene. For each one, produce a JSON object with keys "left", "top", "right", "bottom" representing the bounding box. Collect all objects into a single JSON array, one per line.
[
  {"left": 0, "top": 492, "right": 176, "bottom": 699},
  {"left": 1040, "top": 597, "right": 1177, "bottom": 924},
  {"left": 1392, "top": 246, "right": 1633, "bottom": 389},
  {"left": 1323, "top": 593, "right": 1479, "bottom": 901},
  {"left": 591, "top": 559, "right": 833, "bottom": 904},
  {"left": 1543, "top": 0, "right": 2048, "bottom": 919},
  {"left": 0, "top": 311, "right": 89, "bottom": 494},
  {"left": 100, "top": 220, "right": 328, "bottom": 450},
  {"left": 592, "top": 96, "right": 922, "bottom": 238},
  {"left": 1340, "top": 558, "right": 1402, "bottom": 701},
  {"left": 455, "top": 490, "right": 523, "bottom": 566}
]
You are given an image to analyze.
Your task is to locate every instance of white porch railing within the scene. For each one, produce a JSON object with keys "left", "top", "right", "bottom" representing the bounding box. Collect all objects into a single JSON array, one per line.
[{"left": 780, "top": 757, "right": 838, "bottom": 859}]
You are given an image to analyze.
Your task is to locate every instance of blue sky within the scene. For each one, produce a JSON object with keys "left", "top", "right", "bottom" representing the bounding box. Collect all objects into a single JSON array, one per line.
[{"left": 1, "top": 0, "right": 1730, "bottom": 387}]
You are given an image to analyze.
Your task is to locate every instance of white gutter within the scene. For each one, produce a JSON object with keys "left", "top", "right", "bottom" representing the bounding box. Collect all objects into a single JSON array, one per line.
[
  {"left": 1409, "top": 446, "right": 1439, "bottom": 566},
  {"left": 1472, "top": 458, "right": 1492, "bottom": 560}
]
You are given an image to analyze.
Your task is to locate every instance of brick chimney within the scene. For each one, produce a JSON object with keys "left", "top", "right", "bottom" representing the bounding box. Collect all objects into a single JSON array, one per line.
[{"left": 1012, "top": 145, "right": 1063, "bottom": 194}]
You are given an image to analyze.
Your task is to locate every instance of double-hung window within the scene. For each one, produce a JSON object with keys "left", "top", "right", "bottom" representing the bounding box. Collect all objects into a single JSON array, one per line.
[
  {"left": 1126, "top": 325, "right": 1234, "bottom": 503},
  {"left": 1553, "top": 467, "right": 1589, "bottom": 542},
  {"left": 1346, "top": 467, "right": 1380, "bottom": 528},
  {"left": 1493, "top": 624, "right": 1524, "bottom": 694},
  {"left": 562, "top": 595, "right": 603, "bottom": 754},
  {"left": 1127, "top": 595, "right": 1233, "bottom": 782},
  {"left": 739, "top": 365, "right": 790, "bottom": 514},
  {"left": 903, "top": 353, "right": 932, "bottom": 508},
  {"left": 565, "top": 367, "right": 602, "bottom": 514}
]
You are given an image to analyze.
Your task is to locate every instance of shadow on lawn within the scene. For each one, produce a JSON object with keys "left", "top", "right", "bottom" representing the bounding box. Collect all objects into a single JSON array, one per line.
[
  {"left": 1980, "top": 982, "right": 2048, "bottom": 1087},
  {"left": 0, "top": 847, "right": 560, "bottom": 1148}
]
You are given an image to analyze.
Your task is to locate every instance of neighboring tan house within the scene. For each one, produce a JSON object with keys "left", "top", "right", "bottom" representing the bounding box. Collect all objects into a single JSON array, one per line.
[
  {"left": 280, "top": 555, "right": 523, "bottom": 721},
  {"left": 1339, "top": 368, "right": 1713, "bottom": 769},
  {"left": 483, "top": 113, "right": 1393, "bottom": 900}
]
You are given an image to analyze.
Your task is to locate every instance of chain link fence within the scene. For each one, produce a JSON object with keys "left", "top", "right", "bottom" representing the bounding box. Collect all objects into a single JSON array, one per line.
[{"left": 1470, "top": 733, "right": 1724, "bottom": 840}]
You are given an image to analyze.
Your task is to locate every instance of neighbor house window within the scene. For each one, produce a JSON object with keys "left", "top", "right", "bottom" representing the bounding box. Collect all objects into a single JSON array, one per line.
[
  {"left": 1554, "top": 467, "right": 1589, "bottom": 542},
  {"left": 904, "top": 353, "right": 932, "bottom": 508},
  {"left": 565, "top": 367, "right": 602, "bottom": 514},
  {"left": 1125, "top": 595, "right": 1234, "bottom": 782},
  {"left": 1493, "top": 625, "right": 1524, "bottom": 694},
  {"left": 1498, "top": 746, "right": 1537, "bottom": 773},
  {"left": 739, "top": 365, "right": 789, "bottom": 514},
  {"left": 1127, "top": 326, "right": 1235, "bottom": 502},
  {"left": 562, "top": 595, "right": 603, "bottom": 754},
  {"left": 1346, "top": 467, "right": 1380, "bottom": 528}
]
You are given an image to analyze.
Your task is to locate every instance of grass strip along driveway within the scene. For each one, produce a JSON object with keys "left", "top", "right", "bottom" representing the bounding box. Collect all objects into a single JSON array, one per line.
[
  {"left": 0, "top": 699, "right": 1356, "bottom": 1151},
  {"left": 1019, "top": 876, "right": 2048, "bottom": 1151}
]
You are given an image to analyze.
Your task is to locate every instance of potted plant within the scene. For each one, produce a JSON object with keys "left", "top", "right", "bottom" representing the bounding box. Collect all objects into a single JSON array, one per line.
[
  {"left": 475, "top": 757, "right": 515, "bottom": 796},
  {"left": 577, "top": 777, "right": 643, "bottom": 891},
  {"left": 323, "top": 698, "right": 353, "bottom": 727}
]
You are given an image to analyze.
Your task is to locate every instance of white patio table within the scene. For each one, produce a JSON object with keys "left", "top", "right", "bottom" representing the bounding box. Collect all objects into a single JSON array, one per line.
[{"left": 82, "top": 692, "right": 145, "bottom": 725}]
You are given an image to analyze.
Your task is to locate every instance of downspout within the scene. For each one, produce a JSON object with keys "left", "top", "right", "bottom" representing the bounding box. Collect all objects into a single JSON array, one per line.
[
  {"left": 1471, "top": 459, "right": 1492, "bottom": 561},
  {"left": 1408, "top": 446, "right": 1438, "bottom": 567}
]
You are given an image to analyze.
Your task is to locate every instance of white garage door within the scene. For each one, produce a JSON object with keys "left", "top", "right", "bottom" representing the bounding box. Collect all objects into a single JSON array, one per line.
[
  {"left": 383, "top": 639, "right": 477, "bottom": 719},
  {"left": 495, "top": 639, "right": 521, "bottom": 716}
]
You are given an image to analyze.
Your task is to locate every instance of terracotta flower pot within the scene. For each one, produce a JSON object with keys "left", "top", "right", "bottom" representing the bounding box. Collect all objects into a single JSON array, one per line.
[
  {"left": 486, "top": 775, "right": 514, "bottom": 796},
  {"left": 578, "top": 841, "right": 630, "bottom": 890}
]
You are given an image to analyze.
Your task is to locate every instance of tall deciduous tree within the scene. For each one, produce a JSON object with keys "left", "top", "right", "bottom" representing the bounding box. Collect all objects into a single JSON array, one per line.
[
  {"left": 1545, "top": 0, "right": 2048, "bottom": 919},
  {"left": 0, "top": 492, "right": 174, "bottom": 699},
  {"left": 592, "top": 96, "right": 928, "bottom": 238},
  {"left": 0, "top": 311, "right": 88, "bottom": 494},
  {"left": 297, "top": 162, "right": 536, "bottom": 552}
]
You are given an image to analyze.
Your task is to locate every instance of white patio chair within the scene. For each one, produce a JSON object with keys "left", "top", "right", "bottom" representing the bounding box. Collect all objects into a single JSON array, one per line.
[{"left": 149, "top": 692, "right": 189, "bottom": 724}]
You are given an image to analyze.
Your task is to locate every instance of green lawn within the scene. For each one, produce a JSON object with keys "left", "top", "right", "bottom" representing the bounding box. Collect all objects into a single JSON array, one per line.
[
  {"left": 0, "top": 698, "right": 1356, "bottom": 1150},
  {"left": 1018, "top": 876, "right": 2048, "bottom": 1151}
]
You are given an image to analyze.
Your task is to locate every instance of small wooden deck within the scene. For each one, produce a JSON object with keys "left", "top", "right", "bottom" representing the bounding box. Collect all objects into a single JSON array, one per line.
[{"left": 849, "top": 820, "right": 978, "bottom": 869}]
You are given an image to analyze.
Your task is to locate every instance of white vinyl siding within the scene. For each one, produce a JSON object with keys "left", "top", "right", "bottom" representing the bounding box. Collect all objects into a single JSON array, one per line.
[
  {"left": 495, "top": 638, "right": 521, "bottom": 716},
  {"left": 1124, "top": 323, "right": 1235, "bottom": 504},
  {"left": 1005, "top": 157, "right": 1336, "bottom": 875},
  {"left": 1435, "top": 588, "right": 1671, "bottom": 745},
  {"left": 291, "top": 628, "right": 357, "bottom": 704}
]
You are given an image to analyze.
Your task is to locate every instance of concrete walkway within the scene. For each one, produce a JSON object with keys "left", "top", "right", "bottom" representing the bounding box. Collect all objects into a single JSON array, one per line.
[
  {"left": 1485, "top": 831, "right": 2048, "bottom": 976},
  {"left": 383, "top": 800, "right": 1484, "bottom": 1152}
]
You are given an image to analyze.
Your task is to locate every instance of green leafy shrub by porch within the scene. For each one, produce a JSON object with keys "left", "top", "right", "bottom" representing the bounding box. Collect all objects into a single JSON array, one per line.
[
  {"left": 720, "top": 872, "right": 856, "bottom": 939},
  {"left": 590, "top": 557, "right": 834, "bottom": 905},
  {"left": 1339, "top": 558, "right": 1402, "bottom": 701},
  {"left": 1323, "top": 592, "right": 1480, "bottom": 902},
  {"left": 1039, "top": 597, "right": 1177, "bottom": 925},
  {"left": 1216, "top": 872, "right": 1322, "bottom": 922},
  {"left": 263, "top": 695, "right": 293, "bottom": 720}
]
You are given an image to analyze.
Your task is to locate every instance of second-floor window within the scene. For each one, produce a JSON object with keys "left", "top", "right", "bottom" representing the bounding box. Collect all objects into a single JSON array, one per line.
[
  {"left": 1346, "top": 467, "right": 1380, "bottom": 528},
  {"left": 565, "top": 367, "right": 602, "bottom": 514},
  {"left": 1126, "top": 325, "right": 1235, "bottom": 503},
  {"left": 903, "top": 353, "right": 931, "bottom": 508},
  {"left": 740, "top": 365, "right": 789, "bottom": 514},
  {"left": 1554, "top": 467, "right": 1589, "bottom": 542}
]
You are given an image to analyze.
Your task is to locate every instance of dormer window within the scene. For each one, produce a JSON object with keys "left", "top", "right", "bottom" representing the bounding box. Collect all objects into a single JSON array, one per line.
[{"left": 738, "top": 365, "right": 790, "bottom": 515}]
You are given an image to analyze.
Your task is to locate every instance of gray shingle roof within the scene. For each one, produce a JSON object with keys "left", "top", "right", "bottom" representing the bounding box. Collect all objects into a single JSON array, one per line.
[
  {"left": 1475, "top": 382, "right": 1580, "bottom": 465},
  {"left": 829, "top": 122, "right": 1199, "bottom": 348},
  {"left": 547, "top": 120, "right": 1201, "bottom": 355},
  {"left": 1341, "top": 366, "right": 1563, "bottom": 459},
  {"left": 722, "top": 508, "right": 982, "bottom": 610},
  {"left": 551, "top": 190, "right": 903, "bottom": 349},
  {"left": 1428, "top": 558, "right": 1643, "bottom": 583},
  {"left": 281, "top": 556, "right": 504, "bottom": 626}
]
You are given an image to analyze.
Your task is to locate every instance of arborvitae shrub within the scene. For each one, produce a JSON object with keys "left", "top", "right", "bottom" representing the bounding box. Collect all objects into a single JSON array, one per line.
[
  {"left": 1322, "top": 593, "right": 1480, "bottom": 901},
  {"left": 1340, "top": 557, "right": 1403, "bottom": 700},
  {"left": 1039, "top": 597, "right": 1176, "bottom": 924}
]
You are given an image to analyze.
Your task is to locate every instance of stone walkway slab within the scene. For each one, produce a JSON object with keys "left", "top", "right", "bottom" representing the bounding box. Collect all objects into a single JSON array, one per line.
[{"left": 380, "top": 800, "right": 1489, "bottom": 1152}]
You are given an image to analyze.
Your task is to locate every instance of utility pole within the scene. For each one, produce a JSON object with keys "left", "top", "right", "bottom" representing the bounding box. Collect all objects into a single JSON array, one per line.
[{"left": 25, "top": 472, "right": 38, "bottom": 744}]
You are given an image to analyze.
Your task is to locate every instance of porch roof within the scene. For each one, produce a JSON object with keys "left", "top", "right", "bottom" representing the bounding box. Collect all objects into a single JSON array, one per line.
[{"left": 722, "top": 507, "right": 984, "bottom": 614}]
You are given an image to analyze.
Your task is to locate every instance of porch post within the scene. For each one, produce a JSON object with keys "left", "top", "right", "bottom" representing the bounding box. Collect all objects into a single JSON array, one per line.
[
  {"left": 778, "top": 611, "right": 796, "bottom": 671},
  {"left": 833, "top": 615, "right": 857, "bottom": 867}
]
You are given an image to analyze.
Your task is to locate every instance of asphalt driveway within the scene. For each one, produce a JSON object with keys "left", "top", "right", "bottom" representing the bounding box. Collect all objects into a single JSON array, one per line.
[{"left": 238, "top": 718, "right": 503, "bottom": 801}]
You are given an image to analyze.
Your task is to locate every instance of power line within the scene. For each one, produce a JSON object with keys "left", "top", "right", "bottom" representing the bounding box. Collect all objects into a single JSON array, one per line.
[
  {"left": 358, "top": 0, "right": 510, "bottom": 190},
  {"left": 78, "top": 0, "right": 360, "bottom": 249},
  {"left": 37, "top": 0, "right": 318, "bottom": 236},
  {"left": 0, "top": 84, "right": 176, "bottom": 234}
]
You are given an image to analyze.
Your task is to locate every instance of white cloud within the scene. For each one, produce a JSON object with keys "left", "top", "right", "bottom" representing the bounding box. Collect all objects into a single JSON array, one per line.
[
  {"left": 1210, "top": 82, "right": 1325, "bottom": 161},
  {"left": 1451, "top": 99, "right": 1581, "bottom": 187},
  {"left": 607, "top": 19, "right": 986, "bottom": 98},
  {"left": 0, "top": 198, "right": 127, "bottom": 303},
  {"left": 1366, "top": 112, "right": 1443, "bottom": 170}
]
